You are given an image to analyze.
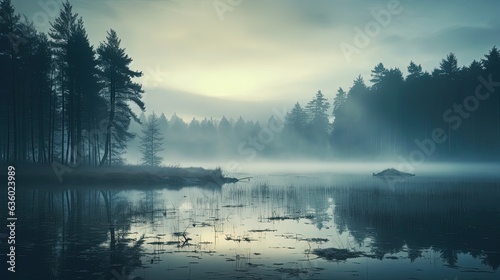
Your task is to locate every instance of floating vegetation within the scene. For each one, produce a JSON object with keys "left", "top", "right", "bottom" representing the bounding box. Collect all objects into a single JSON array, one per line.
[
  {"left": 222, "top": 204, "right": 245, "bottom": 208},
  {"left": 224, "top": 235, "right": 254, "bottom": 242},
  {"left": 301, "top": 237, "right": 329, "bottom": 243},
  {"left": 146, "top": 241, "right": 164, "bottom": 245},
  {"left": 276, "top": 233, "right": 304, "bottom": 240},
  {"left": 312, "top": 248, "right": 364, "bottom": 261},
  {"left": 268, "top": 214, "right": 315, "bottom": 221},
  {"left": 193, "top": 222, "right": 212, "bottom": 227},
  {"left": 248, "top": 229, "right": 277, "bottom": 233}
]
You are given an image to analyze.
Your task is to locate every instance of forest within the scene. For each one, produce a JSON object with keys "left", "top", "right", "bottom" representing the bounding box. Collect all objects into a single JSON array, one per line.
[
  {"left": 130, "top": 50, "right": 500, "bottom": 163},
  {"left": 1, "top": 0, "right": 500, "bottom": 167},
  {"left": 0, "top": 0, "right": 144, "bottom": 166}
]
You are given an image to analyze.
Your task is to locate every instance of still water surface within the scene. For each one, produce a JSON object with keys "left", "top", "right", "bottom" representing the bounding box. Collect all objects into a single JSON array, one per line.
[{"left": 7, "top": 173, "right": 500, "bottom": 279}]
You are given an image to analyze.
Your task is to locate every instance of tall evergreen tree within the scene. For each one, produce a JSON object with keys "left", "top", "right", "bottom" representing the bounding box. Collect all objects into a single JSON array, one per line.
[
  {"left": 437, "top": 53, "right": 459, "bottom": 78},
  {"left": 406, "top": 61, "right": 423, "bottom": 81},
  {"left": 49, "top": 0, "right": 78, "bottom": 164},
  {"left": 285, "top": 102, "right": 307, "bottom": 133},
  {"left": 0, "top": 0, "right": 21, "bottom": 161},
  {"left": 218, "top": 116, "right": 232, "bottom": 136},
  {"left": 370, "top": 63, "right": 387, "bottom": 89},
  {"left": 67, "top": 18, "right": 102, "bottom": 165},
  {"left": 233, "top": 116, "right": 247, "bottom": 140},
  {"left": 97, "top": 29, "right": 145, "bottom": 166},
  {"left": 305, "top": 90, "right": 330, "bottom": 146},
  {"left": 18, "top": 20, "right": 52, "bottom": 163},
  {"left": 482, "top": 46, "right": 500, "bottom": 155},
  {"left": 332, "top": 87, "right": 346, "bottom": 118},
  {"left": 188, "top": 117, "right": 201, "bottom": 135},
  {"left": 139, "top": 112, "right": 164, "bottom": 166}
]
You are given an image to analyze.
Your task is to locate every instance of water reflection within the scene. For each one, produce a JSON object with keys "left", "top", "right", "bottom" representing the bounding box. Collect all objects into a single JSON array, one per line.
[
  {"left": 7, "top": 175, "right": 500, "bottom": 279},
  {"left": 10, "top": 189, "right": 145, "bottom": 280},
  {"left": 333, "top": 178, "right": 500, "bottom": 269}
]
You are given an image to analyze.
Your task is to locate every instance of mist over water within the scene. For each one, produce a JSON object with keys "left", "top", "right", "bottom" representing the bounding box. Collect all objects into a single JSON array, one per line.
[{"left": 145, "top": 159, "right": 500, "bottom": 178}]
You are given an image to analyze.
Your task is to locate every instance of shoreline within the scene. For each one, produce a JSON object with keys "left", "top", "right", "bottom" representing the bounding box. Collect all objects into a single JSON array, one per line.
[{"left": 4, "top": 164, "right": 239, "bottom": 189}]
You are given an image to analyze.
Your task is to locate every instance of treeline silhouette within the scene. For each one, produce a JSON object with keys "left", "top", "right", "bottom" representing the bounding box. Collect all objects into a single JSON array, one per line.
[
  {"left": 330, "top": 51, "right": 500, "bottom": 160},
  {"left": 127, "top": 90, "right": 333, "bottom": 162},
  {"left": 128, "top": 112, "right": 267, "bottom": 160},
  {"left": 132, "top": 48, "right": 500, "bottom": 162},
  {"left": 2, "top": 0, "right": 500, "bottom": 165},
  {"left": 0, "top": 0, "right": 145, "bottom": 166},
  {"left": 280, "top": 50, "right": 500, "bottom": 160}
]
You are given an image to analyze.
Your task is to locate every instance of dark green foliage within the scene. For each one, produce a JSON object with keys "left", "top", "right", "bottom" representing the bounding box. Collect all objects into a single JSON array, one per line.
[
  {"left": 97, "top": 29, "right": 145, "bottom": 166},
  {"left": 0, "top": 1, "right": 144, "bottom": 166},
  {"left": 330, "top": 48, "right": 500, "bottom": 160}
]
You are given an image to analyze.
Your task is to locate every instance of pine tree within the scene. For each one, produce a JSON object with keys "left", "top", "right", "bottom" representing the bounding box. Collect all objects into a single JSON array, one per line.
[
  {"left": 370, "top": 63, "right": 387, "bottom": 89},
  {"left": 233, "top": 116, "right": 247, "bottom": 140},
  {"left": 305, "top": 90, "right": 330, "bottom": 136},
  {"left": 406, "top": 61, "right": 423, "bottom": 80},
  {"left": 139, "top": 112, "right": 164, "bottom": 167},
  {"left": 19, "top": 20, "right": 52, "bottom": 164},
  {"left": 481, "top": 46, "right": 500, "bottom": 155},
  {"left": 0, "top": 0, "right": 21, "bottom": 161},
  {"left": 67, "top": 18, "right": 102, "bottom": 165},
  {"left": 332, "top": 87, "right": 346, "bottom": 118},
  {"left": 188, "top": 117, "right": 201, "bottom": 137},
  {"left": 97, "top": 29, "right": 145, "bottom": 166},
  {"left": 218, "top": 116, "right": 231, "bottom": 136},
  {"left": 437, "top": 53, "right": 459, "bottom": 78},
  {"left": 49, "top": 0, "right": 78, "bottom": 164},
  {"left": 285, "top": 102, "right": 307, "bottom": 133}
]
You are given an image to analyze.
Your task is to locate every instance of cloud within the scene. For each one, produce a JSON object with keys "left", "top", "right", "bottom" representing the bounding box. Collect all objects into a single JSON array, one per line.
[{"left": 10, "top": 0, "right": 500, "bottom": 120}]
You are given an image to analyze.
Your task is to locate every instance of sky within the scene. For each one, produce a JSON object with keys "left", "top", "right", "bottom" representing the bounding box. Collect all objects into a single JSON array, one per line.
[{"left": 12, "top": 0, "right": 500, "bottom": 122}]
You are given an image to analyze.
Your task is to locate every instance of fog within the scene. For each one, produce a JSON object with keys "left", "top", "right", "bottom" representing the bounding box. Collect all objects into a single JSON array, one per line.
[
  {"left": 151, "top": 160, "right": 500, "bottom": 178},
  {"left": 124, "top": 108, "right": 500, "bottom": 179}
]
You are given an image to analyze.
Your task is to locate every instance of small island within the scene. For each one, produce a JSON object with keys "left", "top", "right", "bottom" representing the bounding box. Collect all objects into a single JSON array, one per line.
[{"left": 373, "top": 168, "right": 415, "bottom": 177}]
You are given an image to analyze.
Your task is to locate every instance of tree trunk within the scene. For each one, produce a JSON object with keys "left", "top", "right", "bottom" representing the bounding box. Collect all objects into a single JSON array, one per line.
[
  {"left": 99, "top": 81, "right": 115, "bottom": 166},
  {"left": 61, "top": 62, "right": 65, "bottom": 164}
]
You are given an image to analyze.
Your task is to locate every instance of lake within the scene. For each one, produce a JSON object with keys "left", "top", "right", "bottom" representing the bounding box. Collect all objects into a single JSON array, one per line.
[{"left": 5, "top": 172, "right": 500, "bottom": 279}]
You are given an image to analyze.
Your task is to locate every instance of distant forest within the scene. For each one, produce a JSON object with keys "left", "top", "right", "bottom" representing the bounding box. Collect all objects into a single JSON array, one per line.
[
  {"left": 1, "top": 0, "right": 500, "bottom": 166},
  {"left": 131, "top": 49, "right": 500, "bottom": 162}
]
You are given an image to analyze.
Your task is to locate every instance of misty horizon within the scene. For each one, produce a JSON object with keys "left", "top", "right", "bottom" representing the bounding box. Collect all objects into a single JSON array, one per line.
[{"left": 2, "top": 1, "right": 500, "bottom": 280}]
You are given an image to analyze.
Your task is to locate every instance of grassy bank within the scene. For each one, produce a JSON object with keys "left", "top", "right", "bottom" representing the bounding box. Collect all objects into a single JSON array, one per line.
[{"left": 6, "top": 164, "right": 238, "bottom": 189}]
